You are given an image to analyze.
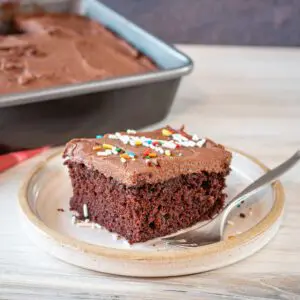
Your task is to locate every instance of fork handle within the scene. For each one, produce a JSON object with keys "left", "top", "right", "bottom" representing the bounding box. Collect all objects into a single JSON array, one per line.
[{"left": 220, "top": 150, "right": 300, "bottom": 232}]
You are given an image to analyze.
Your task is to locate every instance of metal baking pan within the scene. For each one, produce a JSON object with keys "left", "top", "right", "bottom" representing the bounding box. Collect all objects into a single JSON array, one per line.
[{"left": 0, "top": 0, "right": 193, "bottom": 153}]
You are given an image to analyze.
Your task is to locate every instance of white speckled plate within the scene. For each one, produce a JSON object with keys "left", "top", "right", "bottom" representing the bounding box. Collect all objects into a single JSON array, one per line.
[{"left": 18, "top": 148, "right": 284, "bottom": 277}]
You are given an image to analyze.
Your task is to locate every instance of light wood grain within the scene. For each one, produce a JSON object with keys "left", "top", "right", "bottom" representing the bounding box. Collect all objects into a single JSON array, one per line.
[{"left": 1, "top": 45, "right": 300, "bottom": 299}]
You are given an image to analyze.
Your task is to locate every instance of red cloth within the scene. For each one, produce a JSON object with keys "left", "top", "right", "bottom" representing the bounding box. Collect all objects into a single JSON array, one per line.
[{"left": 0, "top": 147, "right": 49, "bottom": 172}]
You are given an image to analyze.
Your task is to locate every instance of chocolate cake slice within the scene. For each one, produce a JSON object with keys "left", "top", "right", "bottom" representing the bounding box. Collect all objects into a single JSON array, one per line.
[{"left": 63, "top": 126, "right": 232, "bottom": 244}]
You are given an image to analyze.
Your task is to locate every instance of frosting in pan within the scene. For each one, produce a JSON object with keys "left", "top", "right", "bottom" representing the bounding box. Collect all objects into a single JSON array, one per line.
[
  {"left": 63, "top": 127, "right": 232, "bottom": 186},
  {"left": 0, "top": 13, "right": 156, "bottom": 94}
]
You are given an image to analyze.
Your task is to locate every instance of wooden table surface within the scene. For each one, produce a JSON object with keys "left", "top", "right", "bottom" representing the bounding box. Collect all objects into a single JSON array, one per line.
[{"left": 1, "top": 45, "right": 300, "bottom": 300}]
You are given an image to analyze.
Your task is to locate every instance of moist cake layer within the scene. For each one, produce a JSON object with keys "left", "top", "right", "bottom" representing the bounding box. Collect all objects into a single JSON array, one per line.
[
  {"left": 0, "top": 12, "right": 156, "bottom": 94},
  {"left": 64, "top": 127, "right": 232, "bottom": 186},
  {"left": 67, "top": 161, "right": 228, "bottom": 243}
]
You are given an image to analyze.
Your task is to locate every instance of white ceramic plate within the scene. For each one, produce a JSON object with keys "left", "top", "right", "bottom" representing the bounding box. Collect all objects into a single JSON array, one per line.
[{"left": 19, "top": 148, "right": 284, "bottom": 277}]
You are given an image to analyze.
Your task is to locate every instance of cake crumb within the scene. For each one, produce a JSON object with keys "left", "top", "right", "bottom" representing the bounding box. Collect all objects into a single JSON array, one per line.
[
  {"left": 239, "top": 213, "right": 246, "bottom": 218},
  {"left": 57, "top": 208, "right": 64, "bottom": 212},
  {"left": 227, "top": 220, "right": 234, "bottom": 226}
]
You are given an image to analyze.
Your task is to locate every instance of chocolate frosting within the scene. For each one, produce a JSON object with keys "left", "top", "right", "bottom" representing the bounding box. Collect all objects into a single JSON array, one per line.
[
  {"left": 0, "top": 13, "right": 156, "bottom": 94},
  {"left": 63, "top": 127, "right": 232, "bottom": 186}
]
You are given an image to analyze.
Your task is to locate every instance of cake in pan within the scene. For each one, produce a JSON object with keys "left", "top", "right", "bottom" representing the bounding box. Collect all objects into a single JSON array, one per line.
[{"left": 0, "top": 12, "right": 157, "bottom": 94}]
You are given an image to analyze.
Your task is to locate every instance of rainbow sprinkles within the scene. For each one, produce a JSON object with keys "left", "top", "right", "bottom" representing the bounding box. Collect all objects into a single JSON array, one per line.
[{"left": 93, "top": 127, "right": 206, "bottom": 166}]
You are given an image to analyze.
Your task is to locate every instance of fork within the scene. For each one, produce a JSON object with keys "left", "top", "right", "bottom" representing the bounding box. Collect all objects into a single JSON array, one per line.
[{"left": 162, "top": 150, "right": 300, "bottom": 248}]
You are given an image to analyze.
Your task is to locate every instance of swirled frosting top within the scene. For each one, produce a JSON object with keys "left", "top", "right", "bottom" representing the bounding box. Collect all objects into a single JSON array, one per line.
[{"left": 0, "top": 12, "right": 157, "bottom": 94}]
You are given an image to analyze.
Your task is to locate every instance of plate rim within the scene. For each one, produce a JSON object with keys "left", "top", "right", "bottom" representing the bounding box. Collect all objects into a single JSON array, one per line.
[{"left": 18, "top": 147, "right": 285, "bottom": 261}]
